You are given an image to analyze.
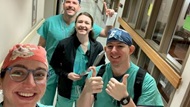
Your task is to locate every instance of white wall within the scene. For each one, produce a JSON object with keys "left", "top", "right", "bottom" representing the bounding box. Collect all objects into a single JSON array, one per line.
[
  {"left": 44, "top": 0, "right": 57, "bottom": 18},
  {"left": 178, "top": 0, "right": 190, "bottom": 27},
  {"left": 0, "top": 0, "right": 45, "bottom": 67},
  {"left": 170, "top": 53, "right": 190, "bottom": 106},
  {"left": 115, "top": 0, "right": 126, "bottom": 28}
]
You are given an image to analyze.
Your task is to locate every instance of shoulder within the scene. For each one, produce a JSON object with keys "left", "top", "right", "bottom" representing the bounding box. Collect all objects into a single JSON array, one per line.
[
  {"left": 139, "top": 73, "right": 164, "bottom": 106},
  {"left": 91, "top": 40, "right": 103, "bottom": 48},
  {"left": 92, "top": 23, "right": 103, "bottom": 38},
  {"left": 45, "top": 14, "right": 62, "bottom": 22},
  {"left": 46, "top": 14, "right": 62, "bottom": 20},
  {"left": 142, "top": 72, "right": 158, "bottom": 91},
  {"left": 93, "top": 23, "right": 101, "bottom": 28},
  {"left": 59, "top": 36, "right": 73, "bottom": 45}
]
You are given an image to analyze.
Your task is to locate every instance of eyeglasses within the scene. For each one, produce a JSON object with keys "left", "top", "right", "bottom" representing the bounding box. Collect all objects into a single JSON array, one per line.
[{"left": 2, "top": 66, "right": 48, "bottom": 83}]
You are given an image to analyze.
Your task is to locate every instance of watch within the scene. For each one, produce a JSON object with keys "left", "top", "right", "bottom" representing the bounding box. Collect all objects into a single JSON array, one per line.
[{"left": 120, "top": 95, "right": 130, "bottom": 105}]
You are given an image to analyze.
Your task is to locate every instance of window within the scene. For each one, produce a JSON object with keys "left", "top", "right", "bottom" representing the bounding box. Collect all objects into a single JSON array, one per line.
[
  {"left": 122, "top": 0, "right": 132, "bottom": 21},
  {"left": 130, "top": 0, "right": 141, "bottom": 24},
  {"left": 167, "top": 1, "right": 190, "bottom": 67},
  {"left": 140, "top": 0, "right": 153, "bottom": 33},
  {"left": 122, "top": 0, "right": 141, "bottom": 26},
  {"left": 157, "top": 73, "right": 175, "bottom": 103},
  {"left": 152, "top": 0, "right": 174, "bottom": 45}
]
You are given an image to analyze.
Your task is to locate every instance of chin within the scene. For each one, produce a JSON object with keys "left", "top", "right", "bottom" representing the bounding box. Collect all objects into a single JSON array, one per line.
[
  {"left": 110, "top": 61, "right": 119, "bottom": 65},
  {"left": 67, "top": 12, "right": 76, "bottom": 17}
]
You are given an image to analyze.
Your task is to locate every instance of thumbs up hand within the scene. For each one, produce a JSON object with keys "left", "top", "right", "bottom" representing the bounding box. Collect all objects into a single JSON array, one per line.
[
  {"left": 106, "top": 74, "right": 129, "bottom": 101},
  {"left": 83, "top": 66, "right": 104, "bottom": 94}
]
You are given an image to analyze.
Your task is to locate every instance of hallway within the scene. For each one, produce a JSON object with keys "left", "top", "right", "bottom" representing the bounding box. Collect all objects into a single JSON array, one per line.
[{"left": 0, "top": 0, "right": 109, "bottom": 105}]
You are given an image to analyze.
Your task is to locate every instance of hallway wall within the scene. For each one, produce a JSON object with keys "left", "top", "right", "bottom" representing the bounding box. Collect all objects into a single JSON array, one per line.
[
  {"left": 0, "top": 0, "right": 45, "bottom": 65},
  {"left": 0, "top": 0, "right": 110, "bottom": 102}
]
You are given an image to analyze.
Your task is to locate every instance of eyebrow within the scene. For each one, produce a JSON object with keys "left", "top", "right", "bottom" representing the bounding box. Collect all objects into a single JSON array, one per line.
[
  {"left": 107, "top": 42, "right": 125, "bottom": 45},
  {"left": 11, "top": 64, "right": 47, "bottom": 71},
  {"left": 12, "top": 64, "right": 27, "bottom": 69}
]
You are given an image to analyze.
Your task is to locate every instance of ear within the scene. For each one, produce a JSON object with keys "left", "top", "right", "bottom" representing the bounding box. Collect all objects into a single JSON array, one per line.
[
  {"left": 129, "top": 45, "right": 135, "bottom": 55},
  {"left": 76, "top": 5, "right": 81, "bottom": 12},
  {"left": 63, "top": 2, "right": 65, "bottom": 8},
  {"left": 104, "top": 46, "right": 107, "bottom": 51}
]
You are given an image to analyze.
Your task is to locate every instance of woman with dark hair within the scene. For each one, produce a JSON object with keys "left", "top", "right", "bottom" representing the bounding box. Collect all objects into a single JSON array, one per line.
[
  {"left": 50, "top": 12, "right": 105, "bottom": 107},
  {"left": 0, "top": 44, "right": 52, "bottom": 107}
]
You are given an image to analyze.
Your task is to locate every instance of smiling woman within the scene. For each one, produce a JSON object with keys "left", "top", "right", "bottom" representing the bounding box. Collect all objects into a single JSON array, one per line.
[
  {"left": 0, "top": 44, "right": 52, "bottom": 107},
  {"left": 49, "top": 12, "right": 106, "bottom": 107}
]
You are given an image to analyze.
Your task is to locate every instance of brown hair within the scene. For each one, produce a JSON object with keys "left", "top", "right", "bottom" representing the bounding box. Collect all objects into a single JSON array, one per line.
[{"left": 74, "top": 12, "right": 95, "bottom": 42}]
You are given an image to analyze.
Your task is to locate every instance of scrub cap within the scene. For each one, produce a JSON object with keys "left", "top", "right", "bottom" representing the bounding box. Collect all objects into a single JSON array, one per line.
[
  {"left": 1, "top": 44, "right": 48, "bottom": 69},
  {"left": 107, "top": 28, "right": 133, "bottom": 46}
]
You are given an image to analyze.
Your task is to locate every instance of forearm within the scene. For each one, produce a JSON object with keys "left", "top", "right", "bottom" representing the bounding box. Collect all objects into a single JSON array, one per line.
[
  {"left": 100, "top": 25, "right": 113, "bottom": 37},
  {"left": 38, "top": 36, "right": 46, "bottom": 47},
  {"left": 105, "top": 25, "right": 113, "bottom": 36},
  {"left": 77, "top": 87, "right": 94, "bottom": 107}
]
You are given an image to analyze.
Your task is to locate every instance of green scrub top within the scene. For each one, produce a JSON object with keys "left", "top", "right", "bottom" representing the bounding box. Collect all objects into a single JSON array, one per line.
[
  {"left": 37, "top": 14, "right": 102, "bottom": 66},
  {"left": 70, "top": 42, "right": 90, "bottom": 100},
  {"left": 88, "top": 62, "right": 164, "bottom": 107},
  {"left": 0, "top": 102, "right": 53, "bottom": 107}
]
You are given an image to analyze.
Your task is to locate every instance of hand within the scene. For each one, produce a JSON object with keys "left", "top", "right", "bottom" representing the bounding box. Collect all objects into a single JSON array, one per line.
[
  {"left": 84, "top": 66, "right": 104, "bottom": 94},
  {"left": 68, "top": 72, "right": 81, "bottom": 81},
  {"left": 104, "top": 2, "right": 115, "bottom": 17},
  {"left": 106, "top": 74, "right": 129, "bottom": 101}
]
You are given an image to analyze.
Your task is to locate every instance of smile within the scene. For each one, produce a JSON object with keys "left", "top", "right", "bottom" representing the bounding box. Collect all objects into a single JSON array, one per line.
[{"left": 18, "top": 92, "right": 34, "bottom": 97}]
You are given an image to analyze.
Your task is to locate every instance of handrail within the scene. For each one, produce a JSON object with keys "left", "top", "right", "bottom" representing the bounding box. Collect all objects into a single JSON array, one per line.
[{"left": 118, "top": 17, "right": 181, "bottom": 89}]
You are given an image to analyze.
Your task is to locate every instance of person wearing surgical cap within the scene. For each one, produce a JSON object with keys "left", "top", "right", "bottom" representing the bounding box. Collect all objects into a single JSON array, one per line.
[
  {"left": 0, "top": 44, "right": 52, "bottom": 107},
  {"left": 77, "top": 28, "right": 164, "bottom": 107}
]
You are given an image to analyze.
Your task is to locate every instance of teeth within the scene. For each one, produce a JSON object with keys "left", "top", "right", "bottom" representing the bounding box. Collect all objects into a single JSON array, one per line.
[
  {"left": 112, "top": 56, "right": 119, "bottom": 58},
  {"left": 18, "top": 92, "right": 34, "bottom": 97}
]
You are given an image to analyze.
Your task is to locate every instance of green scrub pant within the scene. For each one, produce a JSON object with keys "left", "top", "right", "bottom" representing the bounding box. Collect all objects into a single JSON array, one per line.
[
  {"left": 40, "top": 71, "right": 58, "bottom": 105},
  {"left": 56, "top": 95, "right": 76, "bottom": 107}
]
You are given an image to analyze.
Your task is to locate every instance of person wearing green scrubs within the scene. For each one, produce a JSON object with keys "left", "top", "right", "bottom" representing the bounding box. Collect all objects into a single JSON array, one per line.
[
  {"left": 77, "top": 28, "right": 164, "bottom": 107},
  {"left": 50, "top": 12, "right": 106, "bottom": 107},
  {"left": 37, "top": 0, "right": 114, "bottom": 105}
]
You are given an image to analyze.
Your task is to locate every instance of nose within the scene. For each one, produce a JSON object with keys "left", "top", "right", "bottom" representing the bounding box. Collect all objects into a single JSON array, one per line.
[
  {"left": 68, "top": 2, "right": 74, "bottom": 7},
  {"left": 80, "top": 22, "right": 85, "bottom": 26},
  {"left": 111, "top": 46, "right": 117, "bottom": 53},
  {"left": 22, "top": 73, "right": 36, "bottom": 87}
]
